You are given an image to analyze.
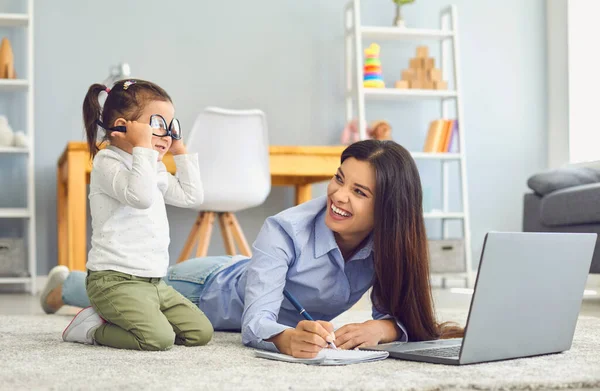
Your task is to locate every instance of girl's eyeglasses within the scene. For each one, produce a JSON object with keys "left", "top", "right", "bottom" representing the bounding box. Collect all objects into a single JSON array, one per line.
[{"left": 97, "top": 114, "right": 182, "bottom": 140}]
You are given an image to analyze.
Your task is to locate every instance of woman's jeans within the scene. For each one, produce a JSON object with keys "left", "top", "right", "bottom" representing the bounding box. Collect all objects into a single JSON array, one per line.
[{"left": 62, "top": 256, "right": 232, "bottom": 309}]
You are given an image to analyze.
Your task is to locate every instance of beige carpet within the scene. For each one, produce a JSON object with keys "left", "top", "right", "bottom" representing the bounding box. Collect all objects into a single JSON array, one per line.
[{"left": 0, "top": 310, "right": 599, "bottom": 391}]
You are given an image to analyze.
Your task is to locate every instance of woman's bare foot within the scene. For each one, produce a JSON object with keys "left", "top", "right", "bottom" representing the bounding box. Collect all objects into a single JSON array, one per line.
[
  {"left": 46, "top": 286, "right": 64, "bottom": 312},
  {"left": 40, "top": 265, "right": 69, "bottom": 314}
]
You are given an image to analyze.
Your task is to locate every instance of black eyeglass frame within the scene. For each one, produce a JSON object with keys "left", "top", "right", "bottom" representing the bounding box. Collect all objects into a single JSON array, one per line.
[{"left": 96, "top": 114, "right": 182, "bottom": 140}]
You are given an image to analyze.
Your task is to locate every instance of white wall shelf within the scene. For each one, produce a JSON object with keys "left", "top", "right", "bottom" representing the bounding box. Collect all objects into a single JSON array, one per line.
[
  {"left": 0, "top": 1, "right": 36, "bottom": 294},
  {"left": 347, "top": 88, "right": 457, "bottom": 101},
  {"left": 0, "top": 79, "right": 29, "bottom": 91},
  {"left": 0, "top": 277, "right": 32, "bottom": 284},
  {"left": 411, "top": 152, "right": 462, "bottom": 160},
  {"left": 345, "top": 2, "right": 473, "bottom": 287},
  {"left": 0, "top": 146, "right": 29, "bottom": 154},
  {"left": 0, "top": 208, "right": 30, "bottom": 218},
  {"left": 358, "top": 26, "right": 454, "bottom": 41},
  {"left": 424, "top": 212, "right": 465, "bottom": 219},
  {"left": 0, "top": 13, "right": 29, "bottom": 27}
]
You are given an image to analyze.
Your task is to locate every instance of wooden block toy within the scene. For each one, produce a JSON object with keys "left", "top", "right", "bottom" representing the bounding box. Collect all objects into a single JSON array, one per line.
[
  {"left": 409, "top": 80, "right": 423, "bottom": 89},
  {"left": 424, "top": 81, "right": 435, "bottom": 89},
  {"left": 423, "top": 58, "right": 435, "bottom": 69},
  {"left": 416, "top": 68, "right": 426, "bottom": 81},
  {"left": 402, "top": 69, "right": 416, "bottom": 81},
  {"left": 395, "top": 80, "right": 409, "bottom": 89},
  {"left": 416, "top": 46, "right": 429, "bottom": 58},
  {"left": 434, "top": 81, "right": 448, "bottom": 90},
  {"left": 428, "top": 68, "right": 442, "bottom": 82},
  {"left": 409, "top": 58, "right": 424, "bottom": 69}
]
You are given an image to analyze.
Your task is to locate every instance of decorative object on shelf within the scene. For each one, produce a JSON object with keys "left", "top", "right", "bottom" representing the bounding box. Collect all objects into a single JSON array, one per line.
[
  {"left": 369, "top": 120, "right": 392, "bottom": 140},
  {"left": 396, "top": 46, "right": 447, "bottom": 90},
  {"left": 12, "top": 131, "right": 28, "bottom": 147},
  {"left": 392, "top": 0, "right": 415, "bottom": 28},
  {"left": 0, "top": 115, "right": 28, "bottom": 148},
  {"left": 422, "top": 119, "right": 457, "bottom": 153},
  {"left": 340, "top": 118, "right": 392, "bottom": 145},
  {"left": 103, "top": 62, "right": 131, "bottom": 87},
  {"left": 363, "top": 43, "right": 385, "bottom": 88},
  {"left": 0, "top": 37, "right": 16, "bottom": 79},
  {"left": 0, "top": 115, "right": 14, "bottom": 146}
]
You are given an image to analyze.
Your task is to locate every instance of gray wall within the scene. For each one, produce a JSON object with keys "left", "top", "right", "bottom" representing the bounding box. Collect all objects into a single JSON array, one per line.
[{"left": 24, "top": 0, "right": 546, "bottom": 274}]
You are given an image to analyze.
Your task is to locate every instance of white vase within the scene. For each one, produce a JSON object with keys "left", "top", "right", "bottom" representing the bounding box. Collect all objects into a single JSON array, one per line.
[{"left": 0, "top": 115, "right": 14, "bottom": 146}]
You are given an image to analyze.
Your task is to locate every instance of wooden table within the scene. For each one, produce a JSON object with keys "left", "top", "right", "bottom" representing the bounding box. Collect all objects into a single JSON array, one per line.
[{"left": 57, "top": 141, "right": 345, "bottom": 271}]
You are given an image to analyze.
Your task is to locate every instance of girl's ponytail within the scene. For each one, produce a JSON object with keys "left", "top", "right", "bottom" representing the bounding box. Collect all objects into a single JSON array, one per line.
[{"left": 82, "top": 83, "right": 108, "bottom": 158}]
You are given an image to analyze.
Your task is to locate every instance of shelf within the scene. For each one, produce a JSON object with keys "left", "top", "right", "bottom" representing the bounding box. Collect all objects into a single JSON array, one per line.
[
  {"left": 0, "top": 208, "right": 30, "bottom": 218},
  {"left": 350, "top": 88, "right": 457, "bottom": 101},
  {"left": 359, "top": 26, "right": 454, "bottom": 41},
  {"left": 411, "top": 152, "right": 461, "bottom": 160},
  {"left": 0, "top": 79, "right": 29, "bottom": 91},
  {"left": 423, "top": 212, "right": 464, "bottom": 219},
  {"left": 0, "top": 146, "right": 29, "bottom": 154},
  {"left": 0, "top": 277, "right": 31, "bottom": 284},
  {"left": 0, "top": 13, "right": 29, "bottom": 27}
]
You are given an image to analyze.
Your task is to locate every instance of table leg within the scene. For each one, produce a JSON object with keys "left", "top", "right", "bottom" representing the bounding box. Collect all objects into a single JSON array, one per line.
[
  {"left": 57, "top": 165, "right": 67, "bottom": 268},
  {"left": 295, "top": 183, "right": 312, "bottom": 205},
  {"left": 67, "top": 151, "right": 88, "bottom": 271}
]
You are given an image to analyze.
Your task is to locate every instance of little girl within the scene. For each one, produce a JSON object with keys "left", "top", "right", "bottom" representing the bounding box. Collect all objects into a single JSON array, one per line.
[{"left": 61, "top": 79, "right": 213, "bottom": 351}]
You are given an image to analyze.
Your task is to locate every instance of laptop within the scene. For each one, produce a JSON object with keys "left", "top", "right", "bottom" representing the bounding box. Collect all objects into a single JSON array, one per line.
[{"left": 366, "top": 231, "right": 597, "bottom": 365}]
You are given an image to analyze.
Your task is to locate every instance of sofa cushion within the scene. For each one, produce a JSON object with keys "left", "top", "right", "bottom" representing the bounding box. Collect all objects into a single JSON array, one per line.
[
  {"left": 527, "top": 167, "right": 600, "bottom": 196},
  {"left": 540, "top": 182, "right": 600, "bottom": 226}
]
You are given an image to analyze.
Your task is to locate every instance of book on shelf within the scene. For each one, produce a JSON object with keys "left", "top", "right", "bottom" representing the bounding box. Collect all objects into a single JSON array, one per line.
[{"left": 423, "top": 119, "right": 458, "bottom": 153}]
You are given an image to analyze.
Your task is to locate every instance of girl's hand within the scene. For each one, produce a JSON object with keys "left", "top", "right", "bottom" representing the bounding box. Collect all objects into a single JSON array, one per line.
[
  {"left": 169, "top": 138, "right": 187, "bottom": 155},
  {"left": 112, "top": 120, "right": 152, "bottom": 149},
  {"left": 268, "top": 320, "right": 335, "bottom": 358},
  {"left": 334, "top": 319, "right": 399, "bottom": 349}
]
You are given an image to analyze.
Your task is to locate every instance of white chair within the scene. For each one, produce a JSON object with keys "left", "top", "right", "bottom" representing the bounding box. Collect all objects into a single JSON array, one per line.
[{"left": 177, "top": 107, "right": 271, "bottom": 262}]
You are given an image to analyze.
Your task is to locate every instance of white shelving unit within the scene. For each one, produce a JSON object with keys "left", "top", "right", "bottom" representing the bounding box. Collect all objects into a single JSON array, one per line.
[
  {"left": 0, "top": 0, "right": 36, "bottom": 294},
  {"left": 345, "top": 1, "right": 473, "bottom": 287}
]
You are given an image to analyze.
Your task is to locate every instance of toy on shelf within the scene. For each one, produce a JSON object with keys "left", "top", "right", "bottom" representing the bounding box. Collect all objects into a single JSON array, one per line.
[
  {"left": 395, "top": 46, "right": 447, "bottom": 90},
  {"left": 363, "top": 43, "right": 385, "bottom": 88},
  {"left": 341, "top": 119, "right": 392, "bottom": 145},
  {"left": 0, "top": 38, "right": 16, "bottom": 79},
  {"left": 0, "top": 115, "right": 27, "bottom": 148}
]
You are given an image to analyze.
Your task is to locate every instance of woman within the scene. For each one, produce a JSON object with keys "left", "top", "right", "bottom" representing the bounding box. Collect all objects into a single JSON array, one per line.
[{"left": 42, "top": 140, "right": 462, "bottom": 357}]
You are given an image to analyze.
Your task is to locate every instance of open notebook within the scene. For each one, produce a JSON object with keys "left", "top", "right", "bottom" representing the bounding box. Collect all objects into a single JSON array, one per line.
[{"left": 254, "top": 349, "right": 389, "bottom": 366}]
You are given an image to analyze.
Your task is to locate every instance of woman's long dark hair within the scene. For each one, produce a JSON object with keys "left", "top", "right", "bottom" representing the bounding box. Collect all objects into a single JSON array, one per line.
[
  {"left": 342, "top": 140, "right": 463, "bottom": 341},
  {"left": 82, "top": 78, "right": 172, "bottom": 158}
]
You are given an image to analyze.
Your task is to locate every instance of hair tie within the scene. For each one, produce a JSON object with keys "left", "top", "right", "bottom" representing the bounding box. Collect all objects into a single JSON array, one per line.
[
  {"left": 105, "top": 87, "right": 111, "bottom": 93},
  {"left": 123, "top": 80, "right": 135, "bottom": 90}
]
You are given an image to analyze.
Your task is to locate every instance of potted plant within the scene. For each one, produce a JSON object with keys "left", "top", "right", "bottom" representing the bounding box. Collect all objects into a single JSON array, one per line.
[{"left": 393, "top": 0, "right": 415, "bottom": 28}]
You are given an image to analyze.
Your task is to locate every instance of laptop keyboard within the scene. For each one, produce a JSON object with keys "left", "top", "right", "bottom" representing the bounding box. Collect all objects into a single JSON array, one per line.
[{"left": 407, "top": 345, "right": 461, "bottom": 358}]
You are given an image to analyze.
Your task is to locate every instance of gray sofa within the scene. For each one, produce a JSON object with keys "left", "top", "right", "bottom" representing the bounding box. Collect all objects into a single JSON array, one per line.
[{"left": 523, "top": 166, "right": 600, "bottom": 274}]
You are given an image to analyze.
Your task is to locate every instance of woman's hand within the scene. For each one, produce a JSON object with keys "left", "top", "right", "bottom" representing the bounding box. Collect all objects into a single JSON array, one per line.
[
  {"left": 334, "top": 319, "right": 400, "bottom": 349},
  {"left": 169, "top": 138, "right": 187, "bottom": 155},
  {"left": 268, "top": 320, "right": 335, "bottom": 358}
]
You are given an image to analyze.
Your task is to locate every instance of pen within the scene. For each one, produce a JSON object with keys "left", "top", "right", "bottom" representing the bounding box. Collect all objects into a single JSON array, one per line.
[{"left": 283, "top": 289, "right": 337, "bottom": 350}]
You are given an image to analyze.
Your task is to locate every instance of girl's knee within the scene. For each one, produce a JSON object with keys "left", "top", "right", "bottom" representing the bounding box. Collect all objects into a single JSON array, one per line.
[
  {"left": 181, "top": 319, "right": 214, "bottom": 347},
  {"left": 140, "top": 329, "right": 176, "bottom": 351}
]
